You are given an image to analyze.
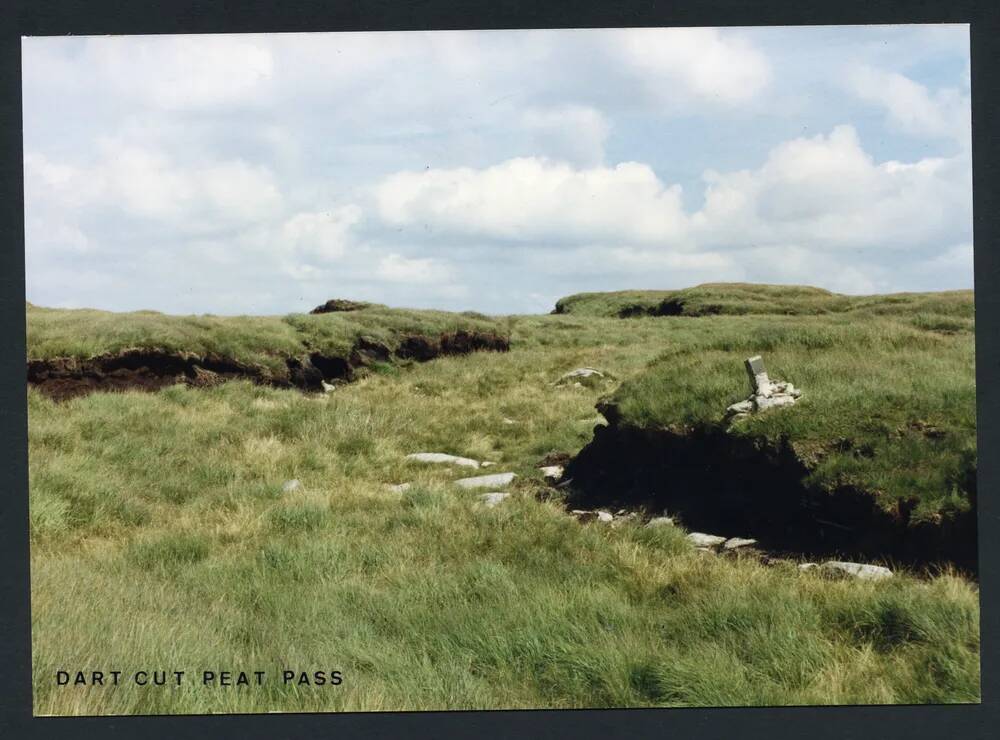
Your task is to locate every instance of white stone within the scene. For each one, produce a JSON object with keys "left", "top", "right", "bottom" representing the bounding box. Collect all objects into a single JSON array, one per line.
[
  {"left": 686, "top": 532, "right": 727, "bottom": 548},
  {"left": 646, "top": 516, "right": 675, "bottom": 527},
  {"left": 726, "top": 400, "right": 753, "bottom": 415},
  {"left": 454, "top": 472, "right": 517, "bottom": 490},
  {"left": 798, "top": 563, "right": 819, "bottom": 572},
  {"left": 281, "top": 479, "right": 301, "bottom": 493},
  {"left": 481, "top": 461, "right": 497, "bottom": 468},
  {"left": 821, "top": 561, "right": 894, "bottom": 580},
  {"left": 755, "top": 394, "right": 797, "bottom": 411},
  {"left": 406, "top": 452, "right": 481, "bottom": 469},
  {"left": 502, "top": 418, "right": 516, "bottom": 425},
  {"left": 596, "top": 510, "right": 614, "bottom": 523},
  {"left": 539, "top": 465, "right": 564, "bottom": 481},
  {"left": 723, "top": 537, "right": 758, "bottom": 550},
  {"left": 478, "top": 492, "right": 510, "bottom": 508},
  {"left": 321, "top": 380, "right": 336, "bottom": 393},
  {"left": 559, "top": 367, "right": 604, "bottom": 381},
  {"left": 387, "top": 482, "right": 412, "bottom": 493}
]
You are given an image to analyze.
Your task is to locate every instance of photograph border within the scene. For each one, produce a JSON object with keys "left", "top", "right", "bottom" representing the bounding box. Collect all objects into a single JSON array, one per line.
[{"left": 1, "top": 1, "right": 997, "bottom": 737}]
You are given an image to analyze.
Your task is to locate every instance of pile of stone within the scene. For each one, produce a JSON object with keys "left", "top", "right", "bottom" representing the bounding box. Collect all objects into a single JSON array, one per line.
[{"left": 725, "top": 355, "right": 802, "bottom": 421}]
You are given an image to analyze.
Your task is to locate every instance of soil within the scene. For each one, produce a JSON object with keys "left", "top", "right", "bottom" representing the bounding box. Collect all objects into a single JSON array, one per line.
[
  {"left": 564, "top": 417, "right": 978, "bottom": 574},
  {"left": 27, "top": 330, "right": 510, "bottom": 402}
]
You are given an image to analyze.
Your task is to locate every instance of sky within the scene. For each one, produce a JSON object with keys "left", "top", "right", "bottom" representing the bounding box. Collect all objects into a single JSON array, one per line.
[{"left": 21, "top": 25, "right": 973, "bottom": 316}]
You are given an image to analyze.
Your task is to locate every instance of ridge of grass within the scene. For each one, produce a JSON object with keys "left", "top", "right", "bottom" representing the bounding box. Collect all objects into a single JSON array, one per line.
[
  {"left": 26, "top": 302, "right": 508, "bottom": 371},
  {"left": 554, "top": 282, "right": 974, "bottom": 321}
]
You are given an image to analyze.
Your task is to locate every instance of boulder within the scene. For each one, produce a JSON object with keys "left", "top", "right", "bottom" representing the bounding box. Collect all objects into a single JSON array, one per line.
[
  {"left": 596, "top": 510, "right": 614, "bottom": 523},
  {"left": 479, "top": 492, "right": 510, "bottom": 508},
  {"left": 406, "top": 452, "right": 481, "bottom": 469},
  {"left": 820, "top": 561, "right": 894, "bottom": 581},
  {"left": 454, "top": 472, "right": 517, "bottom": 490},
  {"left": 723, "top": 537, "right": 758, "bottom": 550},
  {"left": 686, "top": 532, "right": 727, "bottom": 548}
]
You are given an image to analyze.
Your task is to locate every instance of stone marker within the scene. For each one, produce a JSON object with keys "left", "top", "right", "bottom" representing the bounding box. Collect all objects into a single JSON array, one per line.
[
  {"left": 281, "top": 479, "right": 301, "bottom": 493},
  {"left": 455, "top": 472, "right": 517, "bottom": 490},
  {"left": 686, "top": 532, "right": 727, "bottom": 548},
  {"left": 745, "top": 355, "right": 771, "bottom": 394},
  {"left": 723, "top": 537, "right": 758, "bottom": 550},
  {"left": 406, "top": 452, "right": 481, "bottom": 469},
  {"left": 726, "top": 355, "right": 802, "bottom": 420},
  {"left": 479, "top": 492, "right": 510, "bottom": 508},
  {"left": 820, "top": 561, "right": 894, "bottom": 580}
]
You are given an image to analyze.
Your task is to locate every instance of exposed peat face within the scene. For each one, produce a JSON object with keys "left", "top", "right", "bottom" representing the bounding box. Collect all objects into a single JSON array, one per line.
[
  {"left": 565, "top": 420, "right": 978, "bottom": 575},
  {"left": 27, "top": 331, "right": 510, "bottom": 401}
]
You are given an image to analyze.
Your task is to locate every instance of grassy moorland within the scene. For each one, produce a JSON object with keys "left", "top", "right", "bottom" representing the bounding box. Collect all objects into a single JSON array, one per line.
[{"left": 27, "top": 285, "right": 979, "bottom": 715}]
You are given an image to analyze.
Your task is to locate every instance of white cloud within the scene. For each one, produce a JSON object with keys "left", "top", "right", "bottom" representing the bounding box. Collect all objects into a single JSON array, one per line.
[
  {"left": 375, "top": 157, "right": 689, "bottom": 245},
  {"left": 24, "top": 144, "right": 284, "bottom": 228},
  {"left": 520, "top": 105, "right": 610, "bottom": 166},
  {"left": 277, "top": 207, "right": 361, "bottom": 263},
  {"left": 692, "top": 125, "right": 970, "bottom": 251},
  {"left": 847, "top": 64, "right": 970, "bottom": 144},
  {"left": 376, "top": 253, "right": 454, "bottom": 283},
  {"left": 92, "top": 34, "right": 274, "bottom": 110},
  {"left": 611, "top": 27, "right": 770, "bottom": 104}
]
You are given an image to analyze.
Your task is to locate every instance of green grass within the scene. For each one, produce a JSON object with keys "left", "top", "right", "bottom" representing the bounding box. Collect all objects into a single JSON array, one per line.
[
  {"left": 26, "top": 302, "right": 507, "bottom": 369},
  {"left": 27, "top": 285, "right": 980, "bottom": 714},
  {"left": 555, "top": 282, "right": 974, "bottom": 319}
]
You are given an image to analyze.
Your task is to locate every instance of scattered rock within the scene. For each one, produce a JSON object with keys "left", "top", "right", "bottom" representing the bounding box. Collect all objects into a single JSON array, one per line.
[
  {"left": 481, "top": 461, "right": 498, "bottom": 468},
  {"left": 539, "top": 465, "right": 564, "bottom": 481},
  {"left": 646, "top": 516, "right": 676, "bottom": 528},
  {"left": 281, "top": 479, "right": 301, "bottom": 493},
  {"left": 723, "top": 537, "right": 758, "bottom": 550},
  {"left": 798, "top": 562, "right": 819, "bottom": 572},
  {"left": 596, "top": 510, "right": 614, "bottom": 523},
  {"left": 820, "top": 561, "right": 894, "bottom": 581},
  {"left": 478, "top": 492, "right": 510, "bottom": 508},
  {"left": 686, "top": 532, "right": 727, "bottom": 548},
  {"left": 406, "top": 452, "right": 481, "bottom": 469},
  {"left": 387, "top": 482, "right": 412, "bottom": 493},
  {"left": 321, "top": 380, "right": 337, "bottom": 393},
  {"left": 501, "top": 418, "right": 517, "bottom": 425},
  {"left": 454, "top": 472, "right": 517, "bottom": 490}
]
